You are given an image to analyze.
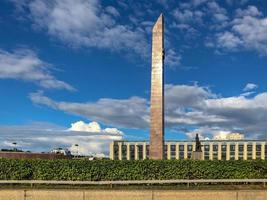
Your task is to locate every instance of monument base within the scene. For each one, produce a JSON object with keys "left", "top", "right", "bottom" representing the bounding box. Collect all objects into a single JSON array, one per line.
[{"left": 192, "top": 151, "right": 203, "bottom": 160}]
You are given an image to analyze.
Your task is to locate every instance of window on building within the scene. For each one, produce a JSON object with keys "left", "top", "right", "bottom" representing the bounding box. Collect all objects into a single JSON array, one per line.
[
  {"left": 221, "top": 145, "right": 227, "bottom": 160},
  {"left": 238, "top": 145, "right": 244, "bottom": 160},
  {"left": 187, "top": 145, "right": 193, "bottom": 151},
  {"left": 230, "top": 145, "right": 235, "bottom": 160},
  {"left": 179, "top": 145, "right": 184, "bottom": 159},
  {"left": 122, "top": 145, "right": 127, "bottom": 160},
  {"left": 114, "top": 144, "right": 119, "bottom": 160},
  {"left": 204, "top": 145, "right": 209, "bottom": 160},
  {"left": 138, "top": 145, "right": 143, "bottom": 160},
  {"left": 247, "top": 144, "right": 253, "bottom": 160},
  {"left": 213, "top": 145, "right": 218, "bottom": 160},
  {"left": 130, "top": 145, "right": 135, "bottom": 160},
  {"left": 256, "top": 144, "right": 261, "bottom": 159},
  {"left": 164, "top": 145, "right": 168, "bottom": 159}
]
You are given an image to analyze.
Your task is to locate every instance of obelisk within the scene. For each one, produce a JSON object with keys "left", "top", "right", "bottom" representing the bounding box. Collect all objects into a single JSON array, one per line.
[{"left": 149, "top": 14, "right": 165, "bottom": 160}]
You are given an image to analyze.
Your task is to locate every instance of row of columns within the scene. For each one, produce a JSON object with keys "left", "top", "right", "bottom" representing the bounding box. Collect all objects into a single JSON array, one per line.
[{"left": 110, "top": 142, "right": 266, "bottom": 160}]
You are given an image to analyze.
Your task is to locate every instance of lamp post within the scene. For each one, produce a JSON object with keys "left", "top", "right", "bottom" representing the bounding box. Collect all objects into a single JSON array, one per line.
[
  {"left": 12, "top": 142, "right": 17, "bottom": 152},
  {"left": 74, "top": 144, "right": 79, "bottom": 158}
]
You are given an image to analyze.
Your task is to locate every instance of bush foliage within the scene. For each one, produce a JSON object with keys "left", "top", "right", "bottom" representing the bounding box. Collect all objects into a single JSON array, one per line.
[{"left": 0, "top": 158, "right": 266, "bottom": 180}]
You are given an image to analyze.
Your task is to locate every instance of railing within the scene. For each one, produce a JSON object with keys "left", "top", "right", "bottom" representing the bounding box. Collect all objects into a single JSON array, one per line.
[{"left": 0, "top": 179, "right": 266, "bottom": 186}]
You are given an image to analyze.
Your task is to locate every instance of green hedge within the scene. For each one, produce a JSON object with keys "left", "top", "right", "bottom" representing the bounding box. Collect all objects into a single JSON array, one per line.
[{"left": 0, "top": 158, "right": 266, "bottom": 180}]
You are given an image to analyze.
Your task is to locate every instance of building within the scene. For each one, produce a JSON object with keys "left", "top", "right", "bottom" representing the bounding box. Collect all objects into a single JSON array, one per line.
[
  {"left": 0, "top": 151, "right": 68, "bottom": 159},
  {"left": 110, "top": 140, "right": 267, "bottom": 160}
]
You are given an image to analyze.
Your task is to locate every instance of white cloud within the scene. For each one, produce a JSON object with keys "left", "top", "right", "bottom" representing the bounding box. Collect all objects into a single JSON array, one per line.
[
  {"left": 69, "top": 121, "right": 123, "bottom": 135},
  {"left": 29, "top": 83, "right": 267, "bottom": 140},
  {"left": 165, "top": 49, "right": 181, "bottom": 69},
  {"left": 216, "top": 31, "right": 243, "bottom": 49},
  {"left": 0, "top": 121, "right": 123, "bottom": 156},
  {"left": 13, "top": 0, "right": 149, "bottom": 59},
  {"left": 236, "top": 5, "right": 262, "bottom": 17},
  {"left": 214, "top": 6, "right": 267, "bottom": 54},
  {"left": 0, "top": 48, "right": 74, "bottom": 90},
  {"left": 243, "top": 83, "right": 258, "bottom": 91},
  {"left": 30, "top": 91, "right": 149, "bottom": 129}
]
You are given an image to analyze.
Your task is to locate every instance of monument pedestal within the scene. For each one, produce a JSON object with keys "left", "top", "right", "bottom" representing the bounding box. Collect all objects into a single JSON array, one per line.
[{"left": 192, "top": 151, "right": 203, "bottom": 160}]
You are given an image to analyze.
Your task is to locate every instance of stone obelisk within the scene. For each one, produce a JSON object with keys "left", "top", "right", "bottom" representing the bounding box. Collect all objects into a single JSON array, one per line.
[{"left": 149, "top": 14, "right": 165, "bottom": 160}]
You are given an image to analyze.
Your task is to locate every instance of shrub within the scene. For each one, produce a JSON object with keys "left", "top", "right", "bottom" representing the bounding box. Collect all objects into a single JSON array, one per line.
[{"left": 0, "top": 158, "right": 266, "bottom": 180}]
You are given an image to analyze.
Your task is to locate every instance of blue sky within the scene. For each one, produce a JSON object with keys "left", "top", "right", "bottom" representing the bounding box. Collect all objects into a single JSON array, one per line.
[{"left": 1, "top": 0, "right": 267, "bottom": 155}]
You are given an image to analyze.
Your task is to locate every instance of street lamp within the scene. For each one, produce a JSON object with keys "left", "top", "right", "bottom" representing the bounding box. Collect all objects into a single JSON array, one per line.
[
  {"left": 74, "top": 144, "right": 79, "bottom": 158},
  {"left": 12, "top": 142, "right": 17, "bottom": 152}
]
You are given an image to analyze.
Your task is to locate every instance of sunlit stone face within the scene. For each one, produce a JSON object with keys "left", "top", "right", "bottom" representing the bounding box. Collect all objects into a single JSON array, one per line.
[{"left": 150, "top": 14, "right": 165, "bottom": 160}]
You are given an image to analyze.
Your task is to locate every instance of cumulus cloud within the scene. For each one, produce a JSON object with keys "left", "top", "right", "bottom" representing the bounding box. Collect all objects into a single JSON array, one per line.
[
  {"left": 0, "top": 48, "right": 74, "bottom": 90},
  {"left": 0, "top": 121, "right": 123, "bottom": 156},
  {"left": 69, "top": 121, "right": 123, "bottom": 135}
]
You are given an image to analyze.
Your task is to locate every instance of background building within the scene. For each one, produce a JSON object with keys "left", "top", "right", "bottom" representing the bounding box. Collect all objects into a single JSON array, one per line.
[{"left": 110, "top": 140, "right": 267, "bottom": 160}]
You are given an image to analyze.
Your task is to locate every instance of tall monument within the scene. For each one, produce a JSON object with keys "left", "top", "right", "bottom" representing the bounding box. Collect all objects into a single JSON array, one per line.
[{"left": 149, "top": 14, "right": 165, "bottom": 160}]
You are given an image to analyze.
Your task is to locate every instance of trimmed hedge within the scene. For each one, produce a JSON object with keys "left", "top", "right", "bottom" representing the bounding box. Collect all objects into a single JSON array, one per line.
[{"left": 0, "top": 158, "right": 266, "bottom": 180}]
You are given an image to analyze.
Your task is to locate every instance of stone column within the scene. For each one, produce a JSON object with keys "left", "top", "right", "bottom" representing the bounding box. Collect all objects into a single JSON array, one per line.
[
  {"left": 252, "top": 142, "right": 256, "bottom": 160},
  {"left": 218, "top": 143, "right": 222, "bottom": 160},
  {"left": 135, "top": 143, "right": 139, "bottom": 160},
  {"left": 127, "top": 143, "right": 130, "bottom": 160},
  {"left": 167, "top": 143, "right": 171, "bottom": 160},
  {"left": 226, "top": 143, "right": 230, "bottom": 161},
  {"left": 244, "top": 143, "right": 247, "bottom": 160},
  {"left": 184, "top": 143, "right": 188, "bottom": 159},
  {"left": 150, "top": 14, "right": 165, "bottom": 160},
  {"left": 118, "top": 142, "right": 122, "bottom": 160},
  {"left": 235, "top": 143, "right": 239, "bottom": 160},
  {"left": 109, "top": 141, "right": 114, "bottom": 160},
  {"left": 143, "top": 143, "right": 147, "bottom": 160},
  {"left": 209, "top": 142, "right": 213, "bottom": 160},
  {"left": 176, "top": 143, "right": 179, "bottom": 160},
  {"left": 261, "top": 142, "right": 265, "bottom": 160}
]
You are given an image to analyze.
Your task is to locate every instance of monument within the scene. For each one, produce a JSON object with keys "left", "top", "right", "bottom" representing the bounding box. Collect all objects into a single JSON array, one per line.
[
  {"left": 192, "top": 134, "right": 203, "bottom": 160},
  {"left": 149, "top": 14, "right": 165, "bottom": 160}
]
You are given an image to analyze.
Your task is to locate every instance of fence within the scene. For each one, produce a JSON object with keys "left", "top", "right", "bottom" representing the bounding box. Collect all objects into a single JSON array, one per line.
[{"left": 0, "top": 179, "right": 266, "bottom": 187}]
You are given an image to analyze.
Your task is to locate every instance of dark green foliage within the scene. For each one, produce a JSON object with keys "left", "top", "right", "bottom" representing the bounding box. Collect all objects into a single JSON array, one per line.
[{"left": 0, "top": 158, "right": 266, "bottom": 180}]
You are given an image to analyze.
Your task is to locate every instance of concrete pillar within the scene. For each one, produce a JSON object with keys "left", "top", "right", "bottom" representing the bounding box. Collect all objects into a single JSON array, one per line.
[
  {"left": 226, "top": 143, "right": 230, "bottom": 160},
  {"left": 167, "top": 143, "right": 171, "bottom": 160},
  {"left": 252, "top": 142, "right": 256, "bottom": 160},
  {"left": 142, "top": 143, "right": 147, "bottom": 160},
  {"left": 202, "top": 143, "right": 205, "bottom": 160},
  {"left": 244, "top": 143, "right": 247, "bottom": 160},
  {"left": 235, "top": 142, "right": 239, "bottom": 160},
  {"left": 176, "top": 143, "right": 179, "bottom": 160},
  {"left": 118, "top": 142, "right": 122, "bottom": 160},
  {"left": 135, "top": 143, "right": 138, "bottom": 160},
  {"left": 209, "top": 142, "right": 213, "bottom": 160},
  {"left": 126, "top": 144, "right": 130, "bottom": 160},
  {"left": 218, "top": 143, "right": 222, "bottom": 160},
  {"left": 109, "top": 141, "right": 114, "bottom": 160},
  {"left": 184, "top": 143, "right": 188, "bottom": 159},
  {"left": 261, "top": 142, "right": 265, "bottom": 160}
]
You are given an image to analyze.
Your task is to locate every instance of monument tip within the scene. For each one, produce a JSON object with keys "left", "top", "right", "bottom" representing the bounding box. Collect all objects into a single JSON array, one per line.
[{"left": 153, "top": 13, "right": 164, "bottom": 31}]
